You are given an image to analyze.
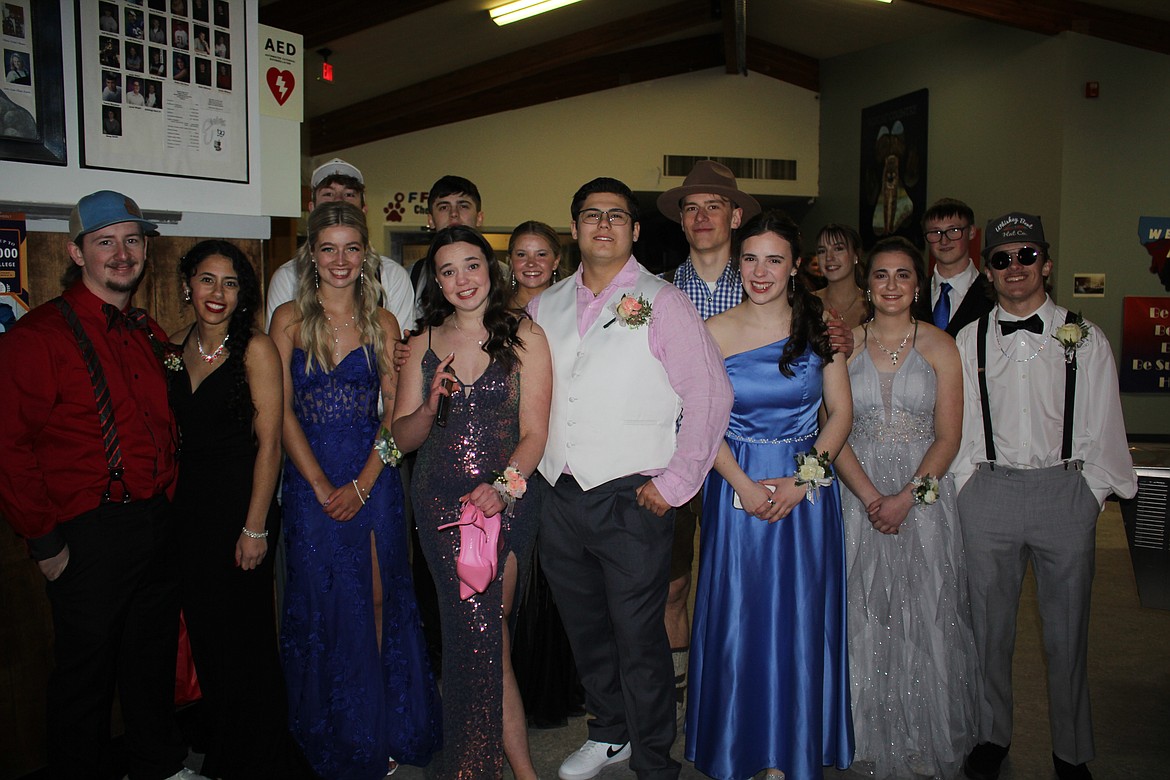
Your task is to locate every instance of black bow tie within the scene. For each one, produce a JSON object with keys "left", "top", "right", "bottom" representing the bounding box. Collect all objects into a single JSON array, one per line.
[
  {"left": 102, "top": 303, "right": 149, "bottom": 333},
  {"left": 999, "top": 314, "right": 1043, "bottom": 335}
]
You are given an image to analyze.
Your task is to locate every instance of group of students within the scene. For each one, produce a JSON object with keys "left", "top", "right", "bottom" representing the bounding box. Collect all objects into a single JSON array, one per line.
[{"left": 0, "top": 159, "right": 1137, "bottom": 780}]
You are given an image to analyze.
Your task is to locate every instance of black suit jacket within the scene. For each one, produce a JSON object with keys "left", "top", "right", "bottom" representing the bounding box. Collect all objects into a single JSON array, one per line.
[{"left": 944, "top": 273, "right": 995, "bottom": 337}]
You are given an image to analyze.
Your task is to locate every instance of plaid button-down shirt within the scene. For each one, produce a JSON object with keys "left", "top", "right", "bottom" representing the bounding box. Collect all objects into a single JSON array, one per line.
[{"left": 671, "top": 256, "right": 742, "bottom": 320}]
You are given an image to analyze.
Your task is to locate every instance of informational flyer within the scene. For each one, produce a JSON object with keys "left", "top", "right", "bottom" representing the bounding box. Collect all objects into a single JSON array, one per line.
[
  {"left": 0, "top": 212, "right": 29, "bottom": 333},
  {"left": 78, "top": 0, "right": 248, "bottom": 182}
]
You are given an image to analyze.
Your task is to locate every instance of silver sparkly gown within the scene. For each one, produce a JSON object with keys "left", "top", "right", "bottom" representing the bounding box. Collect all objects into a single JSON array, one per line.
[
  {"left": 412, "top": 347, "right": 537, "bottom": 779},
  {"left": 842, "top": 338, "right": 980, "bottom": 780}
]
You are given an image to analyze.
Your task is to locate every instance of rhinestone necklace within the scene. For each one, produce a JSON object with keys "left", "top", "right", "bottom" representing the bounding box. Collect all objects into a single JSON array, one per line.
[
  {"left": 871, "top": 321, "right": 914, "bottom": 367},
  {"left": 196, "top": 332, "right": 229, "bottom": 363}
]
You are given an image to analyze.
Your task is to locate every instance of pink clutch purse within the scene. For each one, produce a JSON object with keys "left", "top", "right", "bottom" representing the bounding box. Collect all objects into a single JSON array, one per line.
[{"left": 437, "top": 501, "right": 503, "bottom": 600}]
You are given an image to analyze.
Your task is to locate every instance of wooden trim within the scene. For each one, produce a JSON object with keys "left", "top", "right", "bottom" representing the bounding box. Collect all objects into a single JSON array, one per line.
[
  {"left": 905, "top": 0, "right": 1170, "bottom": 54},
  {"left": 257, "top": 0, "right": 451, "bottom": 50},
  {"left": 746, "top": 36, "right": 819, "bottom": 93},
  {"left": 309, "top": 0, "right": 715, "bottom": 153},
  {"left": 311, "top": 34, "right": 726, "bottom": 154}
]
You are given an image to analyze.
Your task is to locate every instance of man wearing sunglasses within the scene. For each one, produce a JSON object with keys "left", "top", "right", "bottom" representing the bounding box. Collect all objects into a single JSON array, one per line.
[
  {"left": 923, "top": 197, "right": 995, "bottom": 336},
  {"left": 531, "top": 177, "right": 732, "bottom": 780},
  {"left": 951, "top": 212, "right": 1135, "bottom": 780}
]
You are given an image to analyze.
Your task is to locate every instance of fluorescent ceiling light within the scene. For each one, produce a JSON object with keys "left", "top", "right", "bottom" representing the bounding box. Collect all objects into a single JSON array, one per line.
[{"left": 490, "top": 0, "right": 585, "bottom": 26}]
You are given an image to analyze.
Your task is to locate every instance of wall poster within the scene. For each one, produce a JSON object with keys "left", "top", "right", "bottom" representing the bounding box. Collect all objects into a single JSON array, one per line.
[
  {"left": 1119, "top": 296, "right": 1170, "bottom": 393},
  {"left": 0, "top": 211, "right": 29, "bottom": 333},
  {"left": 859, "top": 88, "right": 928, "bottom": 250},
  {"left": 77, "top": 0, "right": 247, "bottom": 182}
]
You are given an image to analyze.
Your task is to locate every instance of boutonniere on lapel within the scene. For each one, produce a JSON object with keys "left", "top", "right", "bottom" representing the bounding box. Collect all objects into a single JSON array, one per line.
[
  {"left": 154, "top": 339, "right": 184, "bottom": 373},
  {"left": 1053, "top": 313, "right": 1090, "bottom": 364},
  {"left": 604, "top": 293, "right": 653, "bottom": 330}
]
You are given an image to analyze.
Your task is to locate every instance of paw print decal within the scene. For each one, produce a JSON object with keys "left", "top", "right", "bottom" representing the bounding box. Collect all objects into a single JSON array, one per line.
[{"left": 384, "top": 194, "right": 406, "bottom": 223}]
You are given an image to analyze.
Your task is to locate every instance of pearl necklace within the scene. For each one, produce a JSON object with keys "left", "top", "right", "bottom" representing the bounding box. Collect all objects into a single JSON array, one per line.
[
  {"left": 196, "top": 332, "right": 229, "bottom": 363},
  {"left": 871, "top": 321, "right": 914, "bottom": 367}
]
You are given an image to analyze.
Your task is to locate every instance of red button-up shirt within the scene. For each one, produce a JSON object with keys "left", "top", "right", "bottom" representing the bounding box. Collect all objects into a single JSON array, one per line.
[{"left": 0, "top": 283, "right": 178, "bottom": 559}]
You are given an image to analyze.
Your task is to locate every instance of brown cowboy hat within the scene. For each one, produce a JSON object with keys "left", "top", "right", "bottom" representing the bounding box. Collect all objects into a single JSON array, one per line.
[{"left": 656, "top": 160, "right": 761, "bottom": 222}]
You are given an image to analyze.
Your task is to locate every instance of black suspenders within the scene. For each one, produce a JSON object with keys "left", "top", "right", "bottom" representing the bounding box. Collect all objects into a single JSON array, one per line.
[{"left": 975, "top": 310, "right": 1079, "bottom": 466}]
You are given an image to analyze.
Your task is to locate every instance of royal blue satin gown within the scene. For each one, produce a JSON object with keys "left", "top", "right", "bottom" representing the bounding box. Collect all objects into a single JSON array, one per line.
[
  {"left": 281, "top": 347, "right": 441, "bottom": 780},
  {"left": 687, "top": 339, "right": 854, "bottom": 780}
]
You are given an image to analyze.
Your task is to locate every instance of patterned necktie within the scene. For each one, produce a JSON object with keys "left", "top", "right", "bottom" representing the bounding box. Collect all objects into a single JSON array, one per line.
[{"left": 932, "top": 282, "right": 951, "bottom": 330}]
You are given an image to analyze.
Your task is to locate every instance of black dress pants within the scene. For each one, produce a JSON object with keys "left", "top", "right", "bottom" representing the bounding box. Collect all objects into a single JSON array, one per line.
[
  {"left": 539, "top": 474, "right": 680, "bottom": 780},
  {"left": 44, "top": 496, "right": 186, "bottom": 780}
]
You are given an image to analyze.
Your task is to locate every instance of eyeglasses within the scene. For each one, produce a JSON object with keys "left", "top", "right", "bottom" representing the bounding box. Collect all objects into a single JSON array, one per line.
[
  {"left": 577, "top": 208, "right": 632, "bottom": 227},
  {"left": 988, "top": 246, "right": 1043, "bottom": 271},
  {"left": 923, "top": 226, "right": 967, "bottom": 243}
]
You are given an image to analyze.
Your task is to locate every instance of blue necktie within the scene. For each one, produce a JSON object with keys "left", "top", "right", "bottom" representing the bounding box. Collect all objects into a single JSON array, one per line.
[{"left": 933, "top": 282, "right": 951, "bottom": 329}]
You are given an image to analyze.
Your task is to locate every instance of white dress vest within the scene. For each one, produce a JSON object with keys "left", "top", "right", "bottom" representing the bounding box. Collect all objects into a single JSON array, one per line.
[{"left": 536, "top": 267, "right": 681, "bottom": 490}]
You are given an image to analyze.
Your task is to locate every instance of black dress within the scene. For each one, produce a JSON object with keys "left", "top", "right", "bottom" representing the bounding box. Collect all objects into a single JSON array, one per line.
[{"left": 170, "top": 350, "right": 311, "bottom": 779}]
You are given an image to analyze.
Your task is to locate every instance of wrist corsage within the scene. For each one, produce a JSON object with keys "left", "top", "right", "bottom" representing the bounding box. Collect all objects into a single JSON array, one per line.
[
  {"left": 1053, "top": 313, "right": 1090, "bottom": 364},
  {"left": 910, "top": 475, "right": 940, "bottom": 506},
  {"left": 793, "top": 449, "right": 834, "bottom": 504},
  {"left": 373, "top": 425, "right": 403, "bottom": 467},
  {"left": 492, "top": 465, "right": 527, "bottom": 512},
  {"left": 604, "top": 293, "right": 653, "bottom": 329}
]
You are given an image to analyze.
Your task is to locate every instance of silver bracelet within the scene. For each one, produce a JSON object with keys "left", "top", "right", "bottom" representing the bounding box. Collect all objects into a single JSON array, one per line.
[{"left": 240, "top": 527, "right": 268, "bottom": 539}]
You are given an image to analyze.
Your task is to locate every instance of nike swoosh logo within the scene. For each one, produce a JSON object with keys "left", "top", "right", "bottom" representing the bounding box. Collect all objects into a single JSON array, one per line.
[{"left": 607, "top": 743, "right": 628, "bottom": 758}]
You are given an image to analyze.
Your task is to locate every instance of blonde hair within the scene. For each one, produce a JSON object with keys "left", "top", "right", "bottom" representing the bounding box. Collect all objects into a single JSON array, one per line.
[{"left": 293, "top": 201, "right": 388, "bottom": 375}]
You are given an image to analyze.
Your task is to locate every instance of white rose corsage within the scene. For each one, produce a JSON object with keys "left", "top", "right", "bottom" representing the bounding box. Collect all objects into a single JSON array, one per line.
[
  {"left": 910, "top": 475, "right": 940, "bottom": 506},
  {"left": 1053, "top": 313, "right": 1090, "bottom": 364},
  {"left": 604, "top": 293, "right": 653, "bottom": 329},
  {"left": 793, "top": 449, "right": 834, "bottom": 504},
  {"left": 373, "top": 425, "right": 404, "bottom": 467}
]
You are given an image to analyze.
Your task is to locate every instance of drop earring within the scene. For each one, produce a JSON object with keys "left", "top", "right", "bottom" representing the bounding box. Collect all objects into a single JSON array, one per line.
[
  {"left": 790, "top": 273, "right": 796, "bottom": 293},
  {"left": 914, "top": 289, "right": 919, "bottom": 304},
  {"left": 183, "top": 288, "right": 191, "bottom": 303},
  {"left": 866, "top": 289, "right": 872, "bottom": 302},
  {"left": 314, "top": 265, "right": 320, "bottom": 290}
]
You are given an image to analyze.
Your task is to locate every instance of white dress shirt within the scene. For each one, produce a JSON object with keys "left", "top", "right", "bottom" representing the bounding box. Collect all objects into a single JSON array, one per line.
[
  {"left": 931, "top": 258, "right": 980, "bottom": 311},
  {"left": 264, "top": 254, "right": 416, "bottom": 338},
  {"left": 953, "top": 296, "right": 1136, "bottom": 507}
]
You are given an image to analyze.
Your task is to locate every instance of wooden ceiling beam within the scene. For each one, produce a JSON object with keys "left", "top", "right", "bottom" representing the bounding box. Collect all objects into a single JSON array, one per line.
[
  {"left": 746, "top": 36, "right": 819, "bottom": 93},
  {"left": 905, "top": 0, "right": 1170, "bottom": 55},
  {"left": 258, "top": 0, "right": 451, "bottom": 50},
  {"left": 310, "top": 34, "right": 725, "bottom": 155},
  {"left": 721, "top": 0, "right": 739, "bottom": 75},
  {"left": 310, "top": 0, "right": 716, "bottom": 153}
]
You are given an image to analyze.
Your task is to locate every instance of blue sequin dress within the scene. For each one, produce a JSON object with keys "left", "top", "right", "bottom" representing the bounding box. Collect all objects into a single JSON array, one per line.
[
  {"left": 281, "top": 347, "right": 441, "bottom": 780},
  {"left": 412, "top": 347, "right": 537, "bottom": 779},
  {"left": 842, "top": 343, "right": 979, "bottom": 779},
  {"left": 687, "top": 339, "right": 854, "bottom": 780}
]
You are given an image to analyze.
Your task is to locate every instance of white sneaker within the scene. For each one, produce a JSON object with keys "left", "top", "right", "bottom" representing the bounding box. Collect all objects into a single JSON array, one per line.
[{"left": 558, "top": 739, "right": 631, "bottom": 780}]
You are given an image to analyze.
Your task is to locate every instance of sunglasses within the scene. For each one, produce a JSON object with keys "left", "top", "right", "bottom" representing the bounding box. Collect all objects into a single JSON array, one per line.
[{"left": 988, "top": 246, "right": 1043, "bottom": 271}]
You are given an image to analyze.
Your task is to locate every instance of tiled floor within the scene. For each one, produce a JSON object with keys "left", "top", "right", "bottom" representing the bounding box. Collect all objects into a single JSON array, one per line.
[
  {"left": 16, "top": 505, "right": 1169, "bottom": 780},
  {"left": 391, "top": 504, "right": 1170, "bottom": 780}
]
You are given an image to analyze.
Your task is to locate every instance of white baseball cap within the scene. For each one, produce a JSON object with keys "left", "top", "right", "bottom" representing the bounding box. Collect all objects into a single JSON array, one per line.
[{"left": 311, "top": 158, "right": 363, "bottom": 188}]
